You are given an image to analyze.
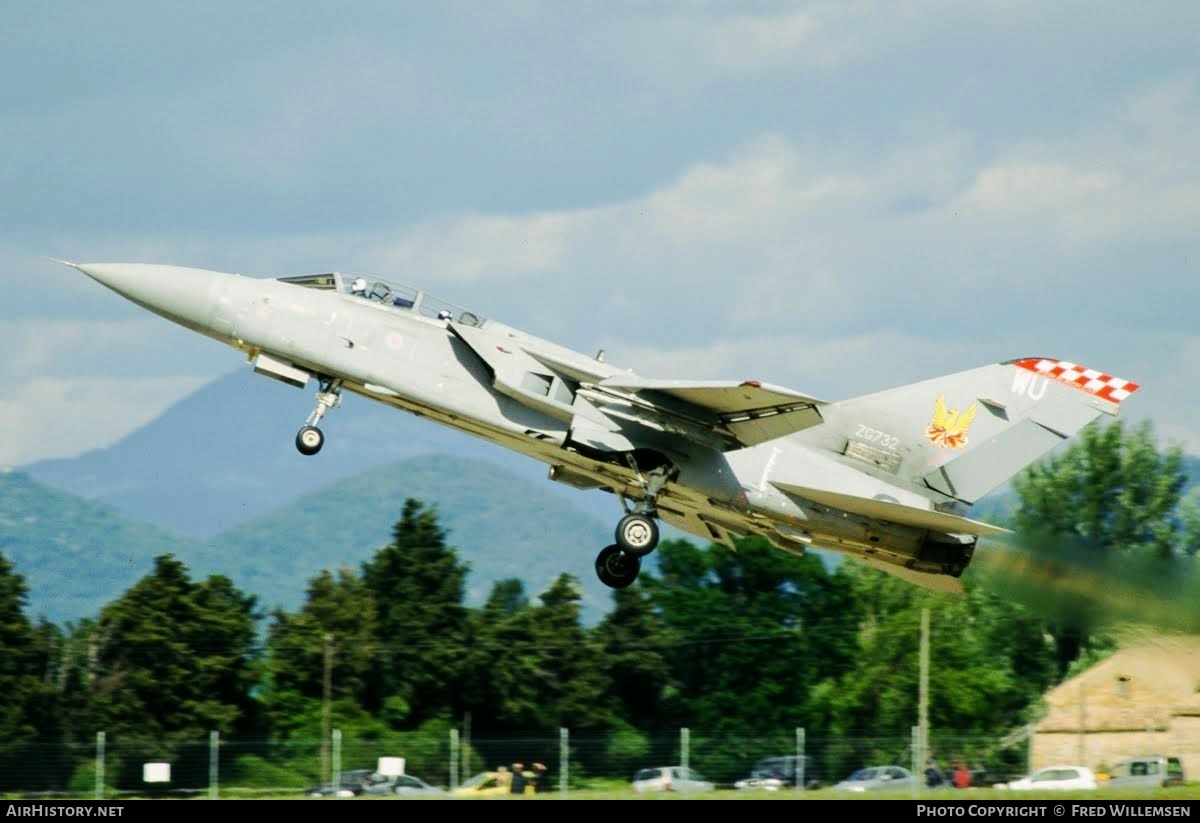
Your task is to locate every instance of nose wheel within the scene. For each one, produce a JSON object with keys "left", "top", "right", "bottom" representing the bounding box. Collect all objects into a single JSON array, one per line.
[
  {"left": 295, "top": 379, "right": 342, "bottom": 456},
  {"left": 296, "top": 425, "right": 324, "bottom": 456},
  {"left": 595, "top": 545, "right": 641, "bottom": 589}
]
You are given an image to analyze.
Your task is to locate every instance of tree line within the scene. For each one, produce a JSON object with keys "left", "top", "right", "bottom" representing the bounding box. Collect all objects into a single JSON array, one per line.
[{"left": 1, "top": 419, "right": 1197, "bottom": 791}]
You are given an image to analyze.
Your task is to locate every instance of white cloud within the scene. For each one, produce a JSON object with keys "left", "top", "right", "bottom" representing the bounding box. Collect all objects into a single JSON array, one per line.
[
  {"left": 619, "top": 3, "right": 879, "bottom": 84},
  {"left": 960, "top": 163, "right": 1116, "bottom": 211},
  {"left": 0, "top": 319, "right": 166, "bottom": 382},
  {"left": 0, "top": 376, "right": 208, "bottom": 467},
  {"left": 371, "top": 211, "right": 583, "bottom": 284},
  {"left": 697, "top": 11, "right": 821, "bottom": 72}
]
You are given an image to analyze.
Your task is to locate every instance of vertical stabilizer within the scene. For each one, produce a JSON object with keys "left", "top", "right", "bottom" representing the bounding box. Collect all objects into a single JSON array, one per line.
[{"left": 820, "top": 358, "right": 1139, "bottom": 504}]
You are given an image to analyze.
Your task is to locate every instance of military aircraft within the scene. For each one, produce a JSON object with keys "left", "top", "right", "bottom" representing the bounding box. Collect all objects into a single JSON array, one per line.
[{"left": 65, "top": 262, "right": 1139, "bottom": 592}]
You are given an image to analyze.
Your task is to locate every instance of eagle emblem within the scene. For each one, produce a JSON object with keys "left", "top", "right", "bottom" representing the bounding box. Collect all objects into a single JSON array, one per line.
[{"left": 925, "top": 395, "right": 977, "bottom": 449}]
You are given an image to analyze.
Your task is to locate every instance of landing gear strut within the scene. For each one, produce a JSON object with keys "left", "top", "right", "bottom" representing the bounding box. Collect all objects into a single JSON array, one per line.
[
  {"left": 295, "top": 379, "right": 341, "bottom": 456},
  {"left": 593, "top": 459, "right": 673, "bottom": 589}
]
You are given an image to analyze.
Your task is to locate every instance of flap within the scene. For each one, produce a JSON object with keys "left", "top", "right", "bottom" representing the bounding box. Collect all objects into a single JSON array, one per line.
[
  {"left": 598, "top": 376, "right": 824, "bottom": 413},
  {"left": 596, "top": 376, "right": 825, "bottom": 447}
]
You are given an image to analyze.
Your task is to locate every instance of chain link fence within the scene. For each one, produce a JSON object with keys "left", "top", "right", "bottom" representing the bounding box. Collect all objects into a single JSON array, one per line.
[{"left": 1, "top": 728, "right": 1039, "bottom": 798}]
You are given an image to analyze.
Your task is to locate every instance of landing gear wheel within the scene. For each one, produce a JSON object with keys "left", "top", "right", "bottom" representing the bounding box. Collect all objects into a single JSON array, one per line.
[
  {"left": 615, "top": 513, "right": 659, "bottom": 557},
  {"left": 296, "top": 425, "right": 324, "bottom": 456},
  {"left": 595, "top": 544, "right": 641, "bottom": 589}
]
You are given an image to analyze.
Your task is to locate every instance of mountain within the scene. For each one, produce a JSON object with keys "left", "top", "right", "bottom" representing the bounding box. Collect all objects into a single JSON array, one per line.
[
  {"left": 1, "top": 455, "right": 621, "bottom": 626},
  {"left": 0, "top": 470, "right": 206, "bottom": 623},
  {"left": 205, "top": 454, "right": 618, "bottom": 618},
  {"left": 25, "top": 368, "right": 614, "bottom": 538}
]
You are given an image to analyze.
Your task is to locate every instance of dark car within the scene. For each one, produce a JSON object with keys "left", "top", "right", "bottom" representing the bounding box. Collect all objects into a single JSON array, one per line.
[
  {"left": 734, "top": 756, "right": 822, "bottom": 791},
  {"left": 304, "top": 769, "right": 375, "bottom": 797}
]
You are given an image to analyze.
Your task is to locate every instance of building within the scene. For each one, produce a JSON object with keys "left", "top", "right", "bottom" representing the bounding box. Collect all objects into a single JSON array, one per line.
[{"left": 1032, "top": 635, "right": 1200, "bottom": 776}]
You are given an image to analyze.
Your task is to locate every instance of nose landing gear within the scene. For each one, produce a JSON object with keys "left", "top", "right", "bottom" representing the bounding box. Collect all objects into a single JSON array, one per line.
[{"left": 295, "top": 379, "right": 342, "bottom": 456}]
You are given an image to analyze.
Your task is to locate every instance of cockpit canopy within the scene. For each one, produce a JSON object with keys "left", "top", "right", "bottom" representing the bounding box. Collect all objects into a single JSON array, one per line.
[{"left": 276, "top": 272, "right": 486, "bottom": 328}]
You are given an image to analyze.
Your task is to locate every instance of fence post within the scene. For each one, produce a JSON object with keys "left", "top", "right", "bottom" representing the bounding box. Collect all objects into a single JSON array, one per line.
[
  {"left": 449, "top": 728, "right": 459, "bottom": 791},
  {"left": 95, "top": 731, "right": 105, "bottom": 800},
  {"left": 796, "top": 727, "right": 805, "bottom": 790},
  {"left": 1027, "top": 723, "right": 1035, "bottom": 775},
  {"left": 332, "top": 729, "right": 342, "bottom": 797},
  {"left": 911, "top": 725, "right": 920, "bottom": 798},
  {"left": 559, "top": 727, "right": 568, "bottom": 797},
  {"left": 208, "top": 730, "right": 219, "bottom": 799},
  {"left": 680, "top": 727, "right": 690, "bottom": 798}
]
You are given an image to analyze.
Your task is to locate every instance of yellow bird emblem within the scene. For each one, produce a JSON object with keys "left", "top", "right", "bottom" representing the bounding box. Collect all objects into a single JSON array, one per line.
[{"left": 925, "top": 395, "right": 977, "bottom": 450}]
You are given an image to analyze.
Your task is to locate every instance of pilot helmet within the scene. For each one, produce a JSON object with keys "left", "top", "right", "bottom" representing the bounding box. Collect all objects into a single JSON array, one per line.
[{"left": 351, "top": 277, "right": 367, "bottom": 292}]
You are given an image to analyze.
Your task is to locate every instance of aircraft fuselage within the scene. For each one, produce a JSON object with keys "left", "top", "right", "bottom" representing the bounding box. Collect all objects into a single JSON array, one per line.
[{"left": 73, "top": 263, "right": 1006, "bottom": 592}]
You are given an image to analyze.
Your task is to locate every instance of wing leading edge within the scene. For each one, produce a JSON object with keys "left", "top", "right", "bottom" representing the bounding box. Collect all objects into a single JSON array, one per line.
[{"left": 597, "top": 376, "right": 825, "bottom": 447}]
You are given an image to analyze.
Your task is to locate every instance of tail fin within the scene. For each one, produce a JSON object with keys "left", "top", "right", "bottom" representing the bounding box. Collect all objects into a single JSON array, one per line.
[{"left": 821, "top": 357, "right": 1140, "bottom": 505}]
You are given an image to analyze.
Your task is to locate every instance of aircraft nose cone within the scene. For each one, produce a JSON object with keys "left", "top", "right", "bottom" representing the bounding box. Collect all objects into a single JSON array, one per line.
[{"left": 74, "top": 262, "right": 232, "bottom": 333}]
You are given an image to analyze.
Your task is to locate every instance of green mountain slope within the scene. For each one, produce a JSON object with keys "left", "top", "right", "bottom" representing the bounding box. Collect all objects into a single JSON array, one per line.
[
  {"left": 0, "top": 470, "right": 206, "bottom": 622},
  {"left": 205, "top": 453, "right": 617, "bottom": 618}
]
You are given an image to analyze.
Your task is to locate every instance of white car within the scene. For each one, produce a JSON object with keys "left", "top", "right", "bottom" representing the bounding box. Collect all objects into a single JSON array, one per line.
[
  {"left": 996, "top": 765, "right": 1097, "bottom": 791},
  {"left": 632, "top": 766, "right": 715, "bottom": 794}
]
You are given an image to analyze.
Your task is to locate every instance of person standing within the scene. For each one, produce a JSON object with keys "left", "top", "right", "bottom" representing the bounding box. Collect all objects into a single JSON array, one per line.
[
  {"left": 925, "top": 757, "right": 945, "bottom": 789},
  {"left": 953, "top": 762, "right": 972, "bottom": 789}
]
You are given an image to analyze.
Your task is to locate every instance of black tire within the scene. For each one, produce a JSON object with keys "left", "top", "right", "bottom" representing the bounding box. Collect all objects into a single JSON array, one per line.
[
  {"left": 595, "top": 544, "right": 641, "bottom": 589},
  {"left": 296, "top": 425, "right": 324, "bottom": 455},
  {"left": 615, "top": 513, "right": 659, "bottom": 557}
]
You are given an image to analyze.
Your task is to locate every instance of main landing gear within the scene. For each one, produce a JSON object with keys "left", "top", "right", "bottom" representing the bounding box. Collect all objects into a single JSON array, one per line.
[
  {"left": 295, "top": 379, "right": 342, "bottom": 456},
  {"left": 594, "top": 462, "right": 671, "bottom": 590}
]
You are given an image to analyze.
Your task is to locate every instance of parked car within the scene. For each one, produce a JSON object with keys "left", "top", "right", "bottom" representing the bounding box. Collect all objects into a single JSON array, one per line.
[
  {"left": 304, "top": 769, "right": 376, "bottom": 797},
  {"left": 1102, "top": 756, "right": 1185, "bottom": 791},
  {"left": 360, "top": 772, "right": 449, "bottom": 797},
  {"left": 734, "top": 756, "right": 822, "bottom": 790},
  {"left": 995, "top": 765, "right": 1097, "bottom": 791},
  {"left": 631, "top": 766, "right": 715, "bottom": 794},
  {"left": 831, "top": 765, "right": 917, "bottom": 792},
  {"left": 453, "top": 771, "right": 514, "bottom": 797}
]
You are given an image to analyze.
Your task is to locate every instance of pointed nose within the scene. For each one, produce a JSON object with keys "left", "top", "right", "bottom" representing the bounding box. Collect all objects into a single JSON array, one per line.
[{"left": 74, "top": 262, "right": 233, "bottom": 333}]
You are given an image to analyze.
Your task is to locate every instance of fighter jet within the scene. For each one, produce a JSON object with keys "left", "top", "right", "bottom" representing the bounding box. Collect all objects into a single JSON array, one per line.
[{"left": 66, "top": 262, "right": 1140, "bottom": 592}]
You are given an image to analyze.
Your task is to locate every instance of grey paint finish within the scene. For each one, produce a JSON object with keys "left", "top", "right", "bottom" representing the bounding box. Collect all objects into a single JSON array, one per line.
[{"left": 69, "top": 261, "right": 1139, "bottom": 593}]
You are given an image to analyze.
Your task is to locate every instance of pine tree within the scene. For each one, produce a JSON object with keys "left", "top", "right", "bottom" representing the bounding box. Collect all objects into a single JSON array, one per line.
[
  {"left": 265, "top": 568, "right": 378, "bottom": 737},
  {"left": 86, "top": 555, "right": 259, "bottom": 785},
  {"left": 0, "top": 553, "right": 63, "bottom": 791},
  {"left": 362, "top": 499, "right": 470, "bottom": 725}
]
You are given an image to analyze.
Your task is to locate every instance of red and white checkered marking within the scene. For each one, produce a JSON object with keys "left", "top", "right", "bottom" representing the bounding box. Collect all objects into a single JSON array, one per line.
[{"left": 1011, "top": 358, "right": 1140, "bottom": 404}]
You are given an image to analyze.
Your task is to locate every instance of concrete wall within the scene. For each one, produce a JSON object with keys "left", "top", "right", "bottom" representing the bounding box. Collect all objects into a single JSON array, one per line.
[{"left": 1033, "top": 720, "right": 1200, "bottom": 779}]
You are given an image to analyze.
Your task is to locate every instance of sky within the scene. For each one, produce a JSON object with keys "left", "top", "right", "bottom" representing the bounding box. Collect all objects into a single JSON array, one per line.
[{"left": 2, "top": 1, "right": 1198, "bottom": 468}]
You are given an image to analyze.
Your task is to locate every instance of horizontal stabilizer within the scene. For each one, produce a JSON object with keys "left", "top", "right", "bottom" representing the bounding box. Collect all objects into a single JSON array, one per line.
[
  {"left": 857, "top": 556, "right": 967, "bottom": 594},
  {"left": 772, "top": 482, "right": 1010, "bottom": 537}
]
